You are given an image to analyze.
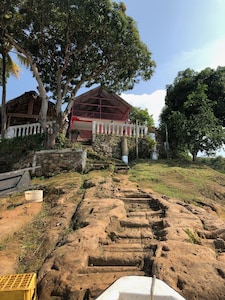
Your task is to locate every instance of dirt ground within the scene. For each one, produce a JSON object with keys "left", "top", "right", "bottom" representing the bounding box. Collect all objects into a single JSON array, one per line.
[
  {"left": 0, "top": 172, "right": 141, "bottom": 277},
  {"left": 0, "top": 194, "right": 43, "bottom": 274},
  {"left": 0, "top": 173, "right": 134, "bottom": 276}
]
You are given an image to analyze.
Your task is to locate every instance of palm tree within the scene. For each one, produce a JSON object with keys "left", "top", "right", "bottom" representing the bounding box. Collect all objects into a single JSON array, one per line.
[
  {"left": 0, "top": 43, "right": 20, "bottom": 138},
  {"left": 0, "top": 4, "right": 28, "bottom": 139},
  {"left": 0, "top": 41, "right": 26, "bottom": 139}
]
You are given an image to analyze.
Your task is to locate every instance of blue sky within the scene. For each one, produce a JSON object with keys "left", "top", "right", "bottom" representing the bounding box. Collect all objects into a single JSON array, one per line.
[
  {"left": 4, "top": 0, "right": 225, "bottom": 127},
  {"left": 120, "top": 0, "right": 225, "bottom": 126}
]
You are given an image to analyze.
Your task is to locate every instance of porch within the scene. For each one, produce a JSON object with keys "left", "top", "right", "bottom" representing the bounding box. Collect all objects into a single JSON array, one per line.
[{"left": 4, "top": 120, "right": 148, "bottom": 140}]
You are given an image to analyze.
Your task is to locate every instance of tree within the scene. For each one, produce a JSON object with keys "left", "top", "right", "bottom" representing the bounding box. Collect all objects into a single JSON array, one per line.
[
  {"left": 0, "top": 0, "right": 28, "bottom": 138},
  {"left": 196, "top": 66, "right": 225, "bottom": 126},
  {"left": 7, "top": 0, "right": 156, "bottom": 147},
  {"left": 0, "top": 49, "right": 22, "bottom": 138},
  {"left": 129, "top": 106, "right": 154, "bottom": 128},
  {"left": 160, "top": 71, "right": 225, "bottom": 160},
  {"left": 0, "top": 0, "right": 30, "bottom": 138},
  {"left": 165, "top": 68, "right": 197, "bottom": 113},
  {"left": 159, "top": 108, "right": 188, "bottom": 159},
  {"left": 184, "top": 83, "right": 224, "bottom": 161}
]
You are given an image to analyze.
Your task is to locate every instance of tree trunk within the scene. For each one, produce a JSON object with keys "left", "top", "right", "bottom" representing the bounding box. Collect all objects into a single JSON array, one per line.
[
  {"left": 1, "top": 53, "right": 7, "bottom": 139},
  {"left": 192, "top": 151, "right": 198, "bottom": 162},
  {"left": 6, "top": 38, "right": 51, "bottom": 147}
]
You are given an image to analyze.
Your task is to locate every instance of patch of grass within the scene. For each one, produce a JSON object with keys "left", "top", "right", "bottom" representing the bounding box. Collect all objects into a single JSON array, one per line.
[
  {"left": 0, "top": 243, "right": 6, "bottom": 251},
  {"left": 16, "top": 207, "right": 50, "bottom": 273},
  {"left": 185, "top": 228, "right": 201, "bottom": 245},
  {"left": 33, "top": 172, "right": 82, "bottom": 194},
  {"left": 128, "top": 160, "right": 225, "bottom": 208}
]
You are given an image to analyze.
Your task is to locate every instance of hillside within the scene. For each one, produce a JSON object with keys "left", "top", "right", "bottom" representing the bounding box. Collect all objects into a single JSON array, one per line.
[{"left": 1, "top": 160, "right": 225, "bottom": 299}]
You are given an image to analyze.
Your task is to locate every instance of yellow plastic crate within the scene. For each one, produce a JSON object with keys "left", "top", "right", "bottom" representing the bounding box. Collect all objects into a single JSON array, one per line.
[{"left": 0, "top": 273, "right": 36, "bottom": 300}]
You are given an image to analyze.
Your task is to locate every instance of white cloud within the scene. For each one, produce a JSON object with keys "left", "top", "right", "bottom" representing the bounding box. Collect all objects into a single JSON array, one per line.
[
  {"left": 120, "top": 38, "right": 225, "bottom": 128},
  {"left": 121, "top": 89, "right": 166, "bottom": 127},
  {"left": 170, "top": 37, "right": 225, "bottom": 74}
]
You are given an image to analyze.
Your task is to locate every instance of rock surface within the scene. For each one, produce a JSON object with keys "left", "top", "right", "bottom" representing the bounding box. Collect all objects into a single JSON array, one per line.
[
  {"left": 35, "top": 174, "right": 225, "bottom": 300},
  {"left": 1, "top": 172, "right": 225, "bottom": 299}
]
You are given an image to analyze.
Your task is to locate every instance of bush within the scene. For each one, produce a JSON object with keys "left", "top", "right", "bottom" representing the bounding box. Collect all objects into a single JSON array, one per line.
[{"left": 0, "top": 134, "right": 44, "bottom": 172}]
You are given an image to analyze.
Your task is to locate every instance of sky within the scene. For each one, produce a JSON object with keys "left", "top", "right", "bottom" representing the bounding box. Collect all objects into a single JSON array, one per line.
[{"left": 4, "top": 0, "right": 225, "bottom": 128}]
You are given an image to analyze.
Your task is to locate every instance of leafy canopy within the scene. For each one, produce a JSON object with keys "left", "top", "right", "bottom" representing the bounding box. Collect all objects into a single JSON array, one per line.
[
  {"left": 12, "top": 0, "right": 156, "bottom": 110},
  {"left": 160, "top": 68, "right": 225, "bottom": 160},
  {"left": 129, "top": 106, "right": 154, "bottom": 128}
]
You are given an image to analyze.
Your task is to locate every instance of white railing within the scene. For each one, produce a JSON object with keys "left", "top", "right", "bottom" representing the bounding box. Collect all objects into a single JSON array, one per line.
[
  {"left": 92, "top": 121, "right": 148, "bottom": 140},
  {"left": 4, "top": 120, "right": 149, "bottom": 140},
  {"left": 5, "top": 122, "right": 45, "bottom": 139}
]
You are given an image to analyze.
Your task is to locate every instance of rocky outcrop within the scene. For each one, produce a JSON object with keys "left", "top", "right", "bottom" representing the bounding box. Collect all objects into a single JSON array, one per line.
[{"left": 37, "top": 174, "right": 225, "bottom": 300}]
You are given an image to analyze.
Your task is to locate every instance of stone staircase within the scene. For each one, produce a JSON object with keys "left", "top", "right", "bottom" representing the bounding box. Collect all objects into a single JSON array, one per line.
[
  {"left": 75, "top": 189, "right": 168, "bottom": 299},
  {"left": 85, "top": 157, "right": 129, "bottom": 174}
]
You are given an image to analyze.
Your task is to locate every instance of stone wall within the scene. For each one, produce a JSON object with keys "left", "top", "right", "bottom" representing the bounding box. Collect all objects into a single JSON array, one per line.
[
  {"left": 92, "top": 135, "right": 155, "bottom": 160},
  {"left": 13, "top": 149, "right": 87, "bottom": 177},
  {"left": 92, "top": 135, "right": 122, "bottom": 159},
  {"left": 11, "top": 135, "right": 155, "bottom": 177}
]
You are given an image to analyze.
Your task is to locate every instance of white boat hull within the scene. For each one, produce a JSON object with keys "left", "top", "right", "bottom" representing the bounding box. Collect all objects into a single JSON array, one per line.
[{"left": 95, "top": 276, "right": 186, "bottom": 300}]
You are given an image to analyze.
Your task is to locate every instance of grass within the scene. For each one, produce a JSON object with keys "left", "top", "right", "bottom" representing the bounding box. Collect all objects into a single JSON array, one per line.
[
  {"left": 129, "top": 159, "right": 225, "bottom": 214},
  {"left": 185, "top": 228, "right": 202, "bottom": 245}
]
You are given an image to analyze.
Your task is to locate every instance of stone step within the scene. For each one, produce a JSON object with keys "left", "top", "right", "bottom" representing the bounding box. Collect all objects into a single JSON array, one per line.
[
  {"left": 120, "top": 218, "right": 150, "bottom": 228},
  {"left": 101, "top": 234, "right": 159, "bottom": 246},
  {"left": 100, "top": 246, "right": 156, "bottom": 255},
  {"left": 101, "top": 242, "right": 156, "bottom": 250},
  {"left": 73, "top": 270, "right": 146, "bottom": 300},
  {"left": 114, "top": 165, "right": 130, "bottom": 174},
  {"left": 121, "top": 196, "right": 151, "bottom": 201},
  {"left": 87, "top": 252, "right": 146, "bottom": 267},
  {"left": 86, "top": 161, "right": 112, "bottom": 169},
  {"left": 80, "top": 265, "right": 142, "bottom": 274},
  {"left": 115, "top": 227, "right": 153, "bottom": 239},
  {"left": 126, "top": 211, "right": 163, "bottom": 218}
]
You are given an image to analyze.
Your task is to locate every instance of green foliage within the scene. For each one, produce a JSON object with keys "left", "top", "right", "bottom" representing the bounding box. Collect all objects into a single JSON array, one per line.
[
  {"left": 8, "top": 0, "right": 155, "bottom": 139},
  {"left": 185, "top": 83, "right": 225, "bottom": 160},
  {"left": 160, "top": 67, "right": 225, "bottom": 160},
  {"left": 55, "top": 133, "right": 66, "bottom": 149},
  {"left": 0, "top": 0, "right": 29, "bottom": 138},
  {"left": 129, "top": 106, "right": 154, "bottom": 127},
  {"left": 199, "top": 156, "right": 225, "bottom": 174},
  {"left": 0, "top": 134, "right": 44, "bottom": 172},
  {"left": 185, "top": 228, "right": 201, "bottom": 245},
  {"left": 138, "top": 136, "right": 156, "bottom": 158},
  {"left": 127, "top": 136, "right": 155, "bottom": 160}
]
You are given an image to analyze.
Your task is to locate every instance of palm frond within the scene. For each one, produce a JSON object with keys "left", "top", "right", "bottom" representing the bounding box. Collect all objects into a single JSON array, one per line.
[
  {"left": 17, "top": 52, "right": 29, "bottom": 68},
  {"left": 5, "top": 54, "right": 21, "bottom": 78}
]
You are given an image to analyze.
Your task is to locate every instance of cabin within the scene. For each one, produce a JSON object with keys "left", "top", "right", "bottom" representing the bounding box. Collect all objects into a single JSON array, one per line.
[
  {"left": 70, "top": 86, "right": 147, "bottom": 141},
  {"left": 2, "top": 91, "right": 56, "bottom": 138},
  {"left": 2, "top": 87, "right": 148, "bottom": 141}
]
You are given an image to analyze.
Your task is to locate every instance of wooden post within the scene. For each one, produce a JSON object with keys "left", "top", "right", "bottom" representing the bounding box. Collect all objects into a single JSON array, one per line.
[
  {"left": 92, "top": 121, "right": 96, "bottom": 142},
  {"left": 136, "top": 120, "right": 139, "bottom": 159},
  {"left": 165, "top": 123, "right": 169, "bottom": 159}
]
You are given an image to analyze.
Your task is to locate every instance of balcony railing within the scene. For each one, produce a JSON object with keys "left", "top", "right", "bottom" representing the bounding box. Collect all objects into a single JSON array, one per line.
[
  {"left": 92, "top": 120, "right": 148, "bottom": 140},
  {"left": 4, "top": 120, "right": 148, "bottom": 140},
  {"left": 5, "top": 122, "right": 46, "bottom": 139}
]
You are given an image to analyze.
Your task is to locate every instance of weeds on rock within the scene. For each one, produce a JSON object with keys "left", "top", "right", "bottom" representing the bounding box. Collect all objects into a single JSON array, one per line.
[{"left": 185, "top": 228, "right": 201, "bottom": 245}]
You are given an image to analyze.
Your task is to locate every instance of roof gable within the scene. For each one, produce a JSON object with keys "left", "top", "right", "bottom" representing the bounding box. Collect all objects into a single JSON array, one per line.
[{"left": 72, "top": 86, "right": 132, "bottom": 121}]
